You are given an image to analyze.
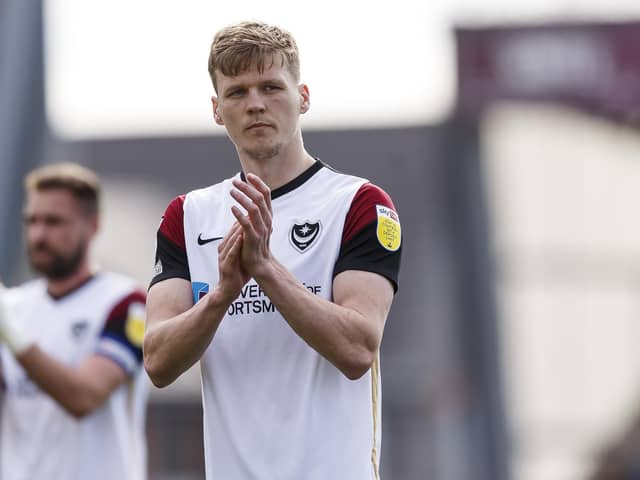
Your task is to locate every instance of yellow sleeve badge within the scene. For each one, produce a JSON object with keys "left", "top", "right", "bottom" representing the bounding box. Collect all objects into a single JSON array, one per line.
[
  {"left": 376, "top": 205, "right": 401, "bottom": 252},
  {"left": 125, "top": 302, "right": 146, "bottom": 348}
]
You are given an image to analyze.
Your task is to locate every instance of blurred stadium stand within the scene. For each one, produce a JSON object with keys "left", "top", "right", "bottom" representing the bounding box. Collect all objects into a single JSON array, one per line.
[{"left": 456, "top": 20, "right": 640, "bottom": 480}]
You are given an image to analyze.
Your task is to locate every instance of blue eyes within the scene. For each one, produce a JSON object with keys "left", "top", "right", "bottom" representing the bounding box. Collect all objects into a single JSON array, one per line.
[{"left": 226, "top": 85, "right": 281, "bottom": 98}]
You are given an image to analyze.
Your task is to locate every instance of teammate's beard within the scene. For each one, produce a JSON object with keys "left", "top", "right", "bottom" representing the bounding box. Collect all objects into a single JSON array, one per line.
[{"left": 27, "top": 242, "right": 86, "bottom": 280}]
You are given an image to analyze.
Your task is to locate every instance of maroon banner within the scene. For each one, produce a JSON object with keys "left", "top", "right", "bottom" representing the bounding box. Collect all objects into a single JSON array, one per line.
[{"left": 455, "top": 22, "right": 640, "bottom": 124}]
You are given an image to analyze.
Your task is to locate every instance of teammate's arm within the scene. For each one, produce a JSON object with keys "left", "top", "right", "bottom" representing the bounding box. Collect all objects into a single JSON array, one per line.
[
  {"left": 0, "top": 287, "right": 127, "bottom": 418},
  {"left": 144, "top": 223, "right": 248, "bottom": 387},
  {"left": 13, "top": 349, "right": 127, "bottom": 418},
  {"left": 231, "top": 174, "right": 397, "bottom": 380},
  {"left": 0, "top": 284, "right": 136, "bottom": 418}
]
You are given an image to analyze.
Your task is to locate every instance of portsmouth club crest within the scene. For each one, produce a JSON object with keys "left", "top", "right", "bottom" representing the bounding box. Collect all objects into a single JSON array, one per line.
[
  {"left": 290, "top": 221, "right": 321, "bottom": 253},
  {"left": 70, "top": 320, "right": 89, "bottom": 341}
]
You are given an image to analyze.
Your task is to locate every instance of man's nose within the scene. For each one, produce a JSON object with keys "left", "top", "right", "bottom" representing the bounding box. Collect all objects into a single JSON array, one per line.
[
  {"left": 27, "top": 222, "right": 47, "bottom": 243},
  {"left": 246, "top": 89, "right": 266, "bottom": 114}
]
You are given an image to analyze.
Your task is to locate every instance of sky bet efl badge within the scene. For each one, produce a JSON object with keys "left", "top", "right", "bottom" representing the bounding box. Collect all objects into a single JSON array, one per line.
[
  {"left": 376, "top": 205, "right": 401, "bottom": 251},
  {"left": 125, "top": 302, "right": 146, "bottom": 348}
]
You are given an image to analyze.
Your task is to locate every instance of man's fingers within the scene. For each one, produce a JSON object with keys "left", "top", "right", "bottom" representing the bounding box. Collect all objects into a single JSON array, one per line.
[
  {"left": 231, "top": 179, "right": 272, "bottom": 234},
  {"left": 232, "top": 178, "right": 263, "bottom": 205},
  {"left": 219, "top": 224, "right": 242, "bottom": 257},
  {"left": 218, "top": 222, "right": 239, "bottom": 253},
  {"left": 228, "top": 232, "right": 243, "bottom": 258},
  {"left": 220, "top": 235, "right": 241, "bottom": 264},
  {"left": 230, "top": 205, "right": 257, "bottom": 239},
  {"left": 245, "top": 173, "right": 272, "bottom": 213},
  {"left": 244, "top": 174, "right": 273, "bottom": 232},
  {"left": 230, "top": 189, "right": 260, "bottom": 217},
  {"left": 230, "top": 190, "right": 265, "bottom": 237}
]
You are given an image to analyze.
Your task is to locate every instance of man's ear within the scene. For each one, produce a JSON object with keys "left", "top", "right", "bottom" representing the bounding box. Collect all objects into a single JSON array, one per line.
[
  {"left": 211, "top": 96, "right": 224, "bottom": 125},
  {"left": 86, "top": 212, "right": 99, "bottom": 238},
  {"left": 299, "top": 84, "right": 310, "bottom": 114}
]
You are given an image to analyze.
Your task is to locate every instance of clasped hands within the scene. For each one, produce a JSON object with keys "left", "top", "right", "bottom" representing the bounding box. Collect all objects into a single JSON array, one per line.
[{"left": 216, "top": 174, "right": 273, "bottom": 302}]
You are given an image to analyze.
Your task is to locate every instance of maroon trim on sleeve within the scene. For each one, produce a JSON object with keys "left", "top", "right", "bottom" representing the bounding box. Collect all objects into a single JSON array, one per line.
[
  {"left": 342, "top": 183, "right": 397, "bottom": 245},
  {"left": 104, "top": 290, "right": 147, "bottom": 327},
  {"left": 159, "top": 195, "right": 186, "bottom": 250}
]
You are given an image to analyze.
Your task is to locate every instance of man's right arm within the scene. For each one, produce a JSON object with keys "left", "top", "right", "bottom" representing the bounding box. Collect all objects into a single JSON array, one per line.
[
  {"left": 144, "top": 222, "right": 248, "bottom": 388},
  {"left": 143, "top": 278, "right": 222, "bottom": 387}
]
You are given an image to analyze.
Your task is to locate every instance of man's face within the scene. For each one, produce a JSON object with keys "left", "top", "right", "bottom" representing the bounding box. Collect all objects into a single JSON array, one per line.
[
  {"left": 23, "top": 189, "right": 96, "bottom": 280},
  {"left": 212, "top": 58, "right": 310, "bottom": 161}
]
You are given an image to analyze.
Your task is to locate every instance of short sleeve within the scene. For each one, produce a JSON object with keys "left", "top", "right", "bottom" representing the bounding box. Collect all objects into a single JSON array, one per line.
[
  {"left": 149, "top": 195, "right": 191, "bottom": 288},
  {"left": 333, "top": 183, "right": 402, "bottom": 292},
  {"left": 95, "top": 290, "right": 146, "bottom": 376}
]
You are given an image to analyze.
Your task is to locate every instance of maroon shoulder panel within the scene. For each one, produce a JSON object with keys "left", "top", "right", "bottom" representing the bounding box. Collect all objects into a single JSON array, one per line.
[
  {"left": 159, "top": 195, "right": 186, "bottom": 249},
  {"left": 104, "top": 290, "right": 146, "bottom": 327},
  {"left": 342, "top": 183, "right": 396, "bottom": 245}
]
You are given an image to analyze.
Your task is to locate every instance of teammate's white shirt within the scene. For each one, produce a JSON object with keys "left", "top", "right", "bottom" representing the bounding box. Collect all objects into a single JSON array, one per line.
[
  {"left": 153, "top": 160, "right": 402, "bottom": 480},
  {"left": 0, "top": 272, "right": 148, "bottom": 480}
]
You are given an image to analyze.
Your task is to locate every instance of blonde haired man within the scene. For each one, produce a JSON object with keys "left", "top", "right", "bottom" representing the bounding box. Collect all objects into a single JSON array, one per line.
[
  {"left": 0, "top": 163, "right": 148, "bottom": 480},
  {"left": 144, "top": 21, "right": 402, "bottom": 479}
]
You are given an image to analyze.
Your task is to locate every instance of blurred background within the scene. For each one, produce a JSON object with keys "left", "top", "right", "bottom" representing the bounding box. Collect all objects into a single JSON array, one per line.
[{"left": 2, "top": 1, "right": 640, "bottom": 479}]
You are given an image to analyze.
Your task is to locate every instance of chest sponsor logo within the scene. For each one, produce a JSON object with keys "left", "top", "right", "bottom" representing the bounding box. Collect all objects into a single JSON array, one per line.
[
  {"left": 227, "top": 282, "right": 323, "bottom": 316},
  {"left": 376, "top": 205, "right": 401, "bottom": 251},
  {"left": 289, "top": 221, "right": 321, "bottom": 253},
  {"left": 197, "top": 233, "right": 223, "bottom": 246},
  {"left": 71, "top": 320, "right": 89, "bottom": 341}
]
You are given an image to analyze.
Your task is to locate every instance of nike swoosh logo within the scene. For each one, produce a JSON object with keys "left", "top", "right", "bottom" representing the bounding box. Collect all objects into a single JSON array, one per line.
[{"left": 197, "top": 234, "right": 224, "bottom": 246}]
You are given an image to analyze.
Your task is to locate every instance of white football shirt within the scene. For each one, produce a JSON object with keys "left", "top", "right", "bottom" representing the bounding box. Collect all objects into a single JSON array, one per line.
[
  {"left": 0, "top": 272, "right": 149, "bottom": 480},
  {"left": 152, "top": 160, "right": 402, "bottom": 479}
]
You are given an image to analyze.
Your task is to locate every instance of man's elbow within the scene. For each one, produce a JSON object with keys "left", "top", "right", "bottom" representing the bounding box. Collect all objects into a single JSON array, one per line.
[
  {"left": 66, "top": 392, "right": 103, "bottom": 419},
  {"left": 143, "top": 353, "right": 174, "bottom": 388},
  {"left": 340, "top": 349, "right": 376, "bottom": 381},
  {"left": 143, "top": 334, "right": 169, "bottom": 388}
]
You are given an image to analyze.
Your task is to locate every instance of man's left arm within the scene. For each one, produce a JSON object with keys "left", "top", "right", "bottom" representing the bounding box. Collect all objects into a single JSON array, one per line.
[{"left": 255, "top": 261, "right": 393, "bottom": 380}]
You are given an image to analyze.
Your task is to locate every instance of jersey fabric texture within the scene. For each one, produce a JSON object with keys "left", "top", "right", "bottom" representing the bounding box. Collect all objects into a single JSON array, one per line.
[
  {"left": 0, "top": 272, "right": 149, "bottom": 480},
  {"left": 151, "top": 160, "right": 402, "bottom": 480}
]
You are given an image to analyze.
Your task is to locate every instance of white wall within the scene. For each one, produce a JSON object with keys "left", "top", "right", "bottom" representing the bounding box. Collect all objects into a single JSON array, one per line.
[{"left": 483, "top": 103, "right": 640, "bottom": 480}]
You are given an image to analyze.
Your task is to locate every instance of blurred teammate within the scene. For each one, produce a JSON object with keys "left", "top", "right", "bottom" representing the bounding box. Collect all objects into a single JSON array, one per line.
[
  {"left": 144, "top": 21, "right": 402, "bottom": 479},
  {"left": 0, "top": 163, "right": 148, "bottom": 480}
]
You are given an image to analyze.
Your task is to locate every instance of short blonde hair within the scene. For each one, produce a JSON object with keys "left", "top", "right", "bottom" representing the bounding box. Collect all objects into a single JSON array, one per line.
[
  {"left": 207, "top": 21, "right": 300, "bottom": 92},
  {"left": 24, "top": 162, "right": 100, "bottom": 216}
]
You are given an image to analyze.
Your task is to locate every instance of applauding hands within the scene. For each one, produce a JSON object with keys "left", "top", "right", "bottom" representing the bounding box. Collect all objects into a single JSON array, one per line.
[
  {"left": 229, "top": 173, "right": 273, "bottom": 279},
  {"left": 0, "top": 282, "right": 33, "bottom": 356}
]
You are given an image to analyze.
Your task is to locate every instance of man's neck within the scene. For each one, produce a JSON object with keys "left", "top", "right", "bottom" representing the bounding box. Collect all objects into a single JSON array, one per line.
[
  {"left": 46, "top": 263, "right": 95, "bottom": 299},
  {"left": 238, "top": 137, "right": 315, "bottom": 191}
]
